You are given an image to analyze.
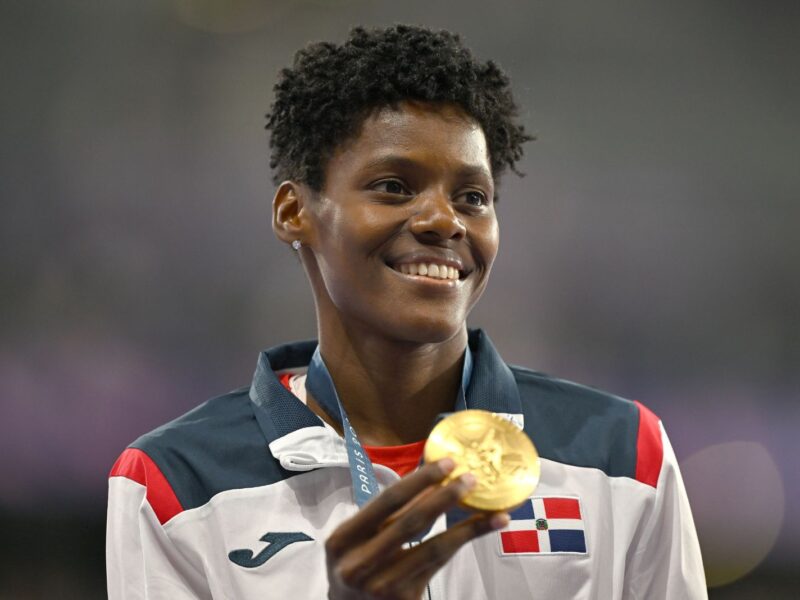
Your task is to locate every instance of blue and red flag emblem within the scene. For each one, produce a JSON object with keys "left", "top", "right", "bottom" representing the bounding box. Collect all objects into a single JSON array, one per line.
[{"left": 499, "top": 496, "right": 587, "bottom": 555}]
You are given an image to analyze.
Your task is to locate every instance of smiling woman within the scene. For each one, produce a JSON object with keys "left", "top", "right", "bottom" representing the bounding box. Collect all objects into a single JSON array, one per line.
[
  {"left": 106, "top": 25, "right": 707, "bottom": 600},
  {"left": 274, "top": 102, "right": 499, "bottom": 445}
]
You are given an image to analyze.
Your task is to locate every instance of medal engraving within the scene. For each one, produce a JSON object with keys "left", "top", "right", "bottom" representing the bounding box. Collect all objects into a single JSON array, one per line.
[{"left": 424, "top": 410, "right": 540, "bottom": 512}]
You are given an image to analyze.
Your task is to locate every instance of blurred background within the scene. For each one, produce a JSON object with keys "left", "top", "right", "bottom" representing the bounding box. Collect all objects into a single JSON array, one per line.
[{"left": 1, "top": 0, "right": 798, "bottom": 597}]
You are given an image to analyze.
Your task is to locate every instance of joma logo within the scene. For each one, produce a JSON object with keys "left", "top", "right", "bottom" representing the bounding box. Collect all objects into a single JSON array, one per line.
[{"left": 228, "top": 532, "right": 313, "bottom": 568}]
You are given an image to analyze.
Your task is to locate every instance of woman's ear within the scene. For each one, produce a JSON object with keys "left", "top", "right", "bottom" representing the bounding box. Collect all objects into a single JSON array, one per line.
[{"left": 272, "top": 181, "right": 313, "bottom": 246}]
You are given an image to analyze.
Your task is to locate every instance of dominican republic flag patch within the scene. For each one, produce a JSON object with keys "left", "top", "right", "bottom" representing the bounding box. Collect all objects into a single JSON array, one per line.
[{"left": 499, "top": 496, "right": 587, "bottom": 555}]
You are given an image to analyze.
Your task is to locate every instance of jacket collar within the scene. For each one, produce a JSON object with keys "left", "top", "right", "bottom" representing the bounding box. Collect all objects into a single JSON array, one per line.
[{"left": 249, "top": 329, "right": 521, "bottom": 467}]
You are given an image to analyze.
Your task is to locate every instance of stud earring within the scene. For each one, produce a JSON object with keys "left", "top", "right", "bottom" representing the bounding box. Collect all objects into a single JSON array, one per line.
[{"left": 291, "top": 240, "right": 302, "bottom": 251}]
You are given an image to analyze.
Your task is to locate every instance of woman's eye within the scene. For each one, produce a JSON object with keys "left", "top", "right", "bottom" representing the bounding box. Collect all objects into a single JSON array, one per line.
[
  {"left": 463, "top": 190, "right": 488, "bottom": 207},
  {"left": 373, "top": 180, "right": 409, "bottom": 195}
]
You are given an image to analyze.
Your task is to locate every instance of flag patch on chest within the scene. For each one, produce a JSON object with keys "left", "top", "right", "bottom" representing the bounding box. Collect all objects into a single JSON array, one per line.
[{"left": 499, "top": 496, "right": 587, "bottom": 555}]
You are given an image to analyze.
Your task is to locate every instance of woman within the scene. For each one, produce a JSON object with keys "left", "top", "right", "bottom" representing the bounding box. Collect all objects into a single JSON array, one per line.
[{"left": 107, "top": 25, "right": 706, "bottom": 599}]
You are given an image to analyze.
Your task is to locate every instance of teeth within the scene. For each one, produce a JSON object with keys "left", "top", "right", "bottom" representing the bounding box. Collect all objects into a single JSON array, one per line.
[{"left": 394, "top": 262, "right": 460, "bottom": 281}]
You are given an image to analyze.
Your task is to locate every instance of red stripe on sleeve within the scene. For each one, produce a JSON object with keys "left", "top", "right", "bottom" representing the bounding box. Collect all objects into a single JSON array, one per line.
[
  {"left": 633, "top": 400, "right": 664, "bottom": 488},
  {"left": 109, "top": 448, "right": 184, "bottom": 524}
]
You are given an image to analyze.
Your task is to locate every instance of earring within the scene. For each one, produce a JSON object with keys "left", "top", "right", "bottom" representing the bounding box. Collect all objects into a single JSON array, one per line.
[{"left": 291, "top": 240, "right": 302, "bottom": 251}]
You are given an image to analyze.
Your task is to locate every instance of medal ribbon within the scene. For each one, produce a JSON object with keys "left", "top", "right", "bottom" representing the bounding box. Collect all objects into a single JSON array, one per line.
[{"left": 305, "top": 345, "right": 473, "bottom": 508}]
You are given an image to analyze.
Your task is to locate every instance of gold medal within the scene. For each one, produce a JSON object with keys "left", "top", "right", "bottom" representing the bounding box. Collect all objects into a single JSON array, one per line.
[{"left": 424, "top": 409, "right": 540, "bottom": 512}]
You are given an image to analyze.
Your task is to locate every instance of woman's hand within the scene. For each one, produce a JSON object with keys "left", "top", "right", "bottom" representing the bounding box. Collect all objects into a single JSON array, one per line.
[{"left": 325, "top": 458, "right": 510, "bottom": 600}]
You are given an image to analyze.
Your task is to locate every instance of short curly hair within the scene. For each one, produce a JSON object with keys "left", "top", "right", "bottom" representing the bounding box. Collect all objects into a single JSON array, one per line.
[{"left": 266, "top": 25, "right": 531, "bottom": 191}]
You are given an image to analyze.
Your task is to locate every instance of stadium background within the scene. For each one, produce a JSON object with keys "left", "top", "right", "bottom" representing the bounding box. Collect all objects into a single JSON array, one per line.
[{"left": 1, "top": 1, "right": 798, "bottom": 597}]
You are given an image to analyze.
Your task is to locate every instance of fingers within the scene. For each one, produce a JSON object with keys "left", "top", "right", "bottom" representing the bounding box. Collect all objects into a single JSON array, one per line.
[
  {"left": 325, "top": 457, "right": 511, "bottom": 599},
  {"left": 326, "top": 458, "right": 456, "bottom": 558},
  {"left": 334, "top": 472, "right": 477, "bottom": 582},
  {"left": 413, "top": 512, "right": 509, "bottom": 575},
  {"left": 362, "top": 512, "right": 510, "bottom": 597},
  {"left": 412, "top": 512, "right": 510, "bottom": 575}
]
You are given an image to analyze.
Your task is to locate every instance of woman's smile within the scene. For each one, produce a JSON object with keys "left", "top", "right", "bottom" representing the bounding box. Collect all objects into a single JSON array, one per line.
[{"left": 386, "top": 250, "right": 470, "bottom": 287}]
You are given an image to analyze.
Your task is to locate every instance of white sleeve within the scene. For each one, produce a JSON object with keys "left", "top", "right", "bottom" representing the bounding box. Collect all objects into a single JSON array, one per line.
[
  {"left": 624, "top": 423, "right": 707, "bottom": 599},
  {"left": 106, "top": 476, "right": 209, "bottom": 599}
]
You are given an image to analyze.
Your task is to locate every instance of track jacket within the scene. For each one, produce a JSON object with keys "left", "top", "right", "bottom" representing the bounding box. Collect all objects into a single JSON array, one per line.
[{"left": 107, "top": 330, "right": 707, "bottom": 599}]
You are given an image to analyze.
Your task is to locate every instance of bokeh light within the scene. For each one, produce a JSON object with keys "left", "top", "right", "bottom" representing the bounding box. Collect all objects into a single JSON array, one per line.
[{"left": 681, "top": 442, "right": 785, "bottom": 587}]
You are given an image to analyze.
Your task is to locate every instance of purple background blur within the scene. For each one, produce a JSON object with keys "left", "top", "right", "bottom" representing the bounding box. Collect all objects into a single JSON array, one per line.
[{"left": 1, "top": 1, "right": 798, "bottom": 597}]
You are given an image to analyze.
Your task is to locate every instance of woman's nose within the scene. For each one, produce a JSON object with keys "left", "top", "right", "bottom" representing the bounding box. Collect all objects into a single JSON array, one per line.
[{"left": 408, "top": 191, "right": 467, "bottom": 242}]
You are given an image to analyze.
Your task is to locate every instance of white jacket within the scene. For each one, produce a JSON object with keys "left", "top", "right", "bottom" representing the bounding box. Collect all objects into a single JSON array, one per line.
[{"left": 107, "top": 330, "right": 706, "bottom": 599}]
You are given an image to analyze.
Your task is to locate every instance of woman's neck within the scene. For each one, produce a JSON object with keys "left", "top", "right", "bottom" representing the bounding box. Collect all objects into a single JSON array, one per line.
[{"left": 310, "top": 320, "right": 469, "bottom": 446}]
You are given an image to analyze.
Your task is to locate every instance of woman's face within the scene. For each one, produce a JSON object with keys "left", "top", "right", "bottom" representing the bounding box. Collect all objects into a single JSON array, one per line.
[{"left": 304, "top": 101, "right": 499, "bottom": 345}]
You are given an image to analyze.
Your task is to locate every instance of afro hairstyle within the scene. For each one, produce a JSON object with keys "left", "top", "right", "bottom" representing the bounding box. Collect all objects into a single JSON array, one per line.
[{"left": 266, "top": 24, "right": 532, "bottom": 191}]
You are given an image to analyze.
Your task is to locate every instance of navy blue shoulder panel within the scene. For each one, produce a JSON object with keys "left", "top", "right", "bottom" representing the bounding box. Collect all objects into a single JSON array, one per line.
[
  {"left": 130, "top": 386, "right": 296, "bottom": 512},
  {"left": 511, "top": 366, "right": 639, "bottom": 478}
]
